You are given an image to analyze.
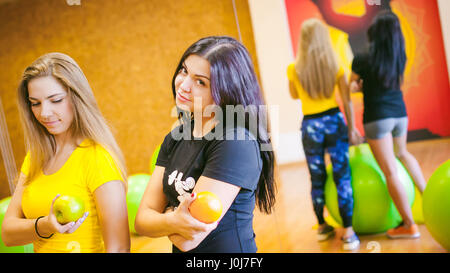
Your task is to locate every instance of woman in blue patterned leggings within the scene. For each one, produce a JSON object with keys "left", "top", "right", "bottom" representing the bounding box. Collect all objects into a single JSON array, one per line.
[
  {"left": 302, "top": 110, "right": 354, "bottom": 230},
  {"left": 287, "top": 19, "right": 363, "bottom": 250}
]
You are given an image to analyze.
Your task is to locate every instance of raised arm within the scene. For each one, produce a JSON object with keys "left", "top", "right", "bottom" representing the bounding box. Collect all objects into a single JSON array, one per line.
[
  {"left": 168, "top": 176, "right": 240, "bottom": 252},
  {"left": 134, "top": 166, "right": 215, "bottom": 243}
]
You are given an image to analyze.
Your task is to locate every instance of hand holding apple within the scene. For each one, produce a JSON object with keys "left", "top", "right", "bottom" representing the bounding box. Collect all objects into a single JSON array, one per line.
[
  {"left": 43, "top": 194, "right": 89, "bottom": 235},
  {"left": 53, "top": 195, "right": 85, "bottom": 224}
]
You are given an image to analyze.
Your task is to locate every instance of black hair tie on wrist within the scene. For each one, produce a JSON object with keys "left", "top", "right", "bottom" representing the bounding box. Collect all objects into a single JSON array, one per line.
[{"left": 35, "top": 216, "right": 54, "bottom": 239}]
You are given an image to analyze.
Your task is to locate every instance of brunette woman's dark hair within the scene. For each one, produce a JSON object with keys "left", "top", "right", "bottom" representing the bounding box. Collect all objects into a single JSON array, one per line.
[
  {"left": 171, "top": 36, "right": 276, "bottom": 213},
  {"left": 368, "top": 11, "right": 406, "bottom": 90}
]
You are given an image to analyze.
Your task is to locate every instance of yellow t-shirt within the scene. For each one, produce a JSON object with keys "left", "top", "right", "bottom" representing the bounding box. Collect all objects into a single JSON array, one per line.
[
  {"left": 20, "top": 139, "right": 124, "bottom": 253},
  {"left": 287, "top": 63, "right": 344, "bottom": 116}
]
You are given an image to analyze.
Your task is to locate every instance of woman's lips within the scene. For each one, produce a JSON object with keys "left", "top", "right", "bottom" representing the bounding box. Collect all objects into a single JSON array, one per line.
[
  {"left": 177, "top": 91, "right": 191, "bottom": 102},
  {"left": 43, "top": 120, "right": 60, "bottom": 127}
]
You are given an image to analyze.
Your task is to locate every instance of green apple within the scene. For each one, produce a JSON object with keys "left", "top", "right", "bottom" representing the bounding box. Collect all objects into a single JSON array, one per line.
[{"left": 53, "top": 195, "right": 85, "bottom": 224}]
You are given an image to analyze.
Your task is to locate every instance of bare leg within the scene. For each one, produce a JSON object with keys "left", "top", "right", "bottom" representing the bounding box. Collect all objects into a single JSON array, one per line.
[
  {"left": 393, "top": 134, "right": 426, "bottom": 193},
  {"left": 367, "top": 135, "right": 415, "bottom": 227}
]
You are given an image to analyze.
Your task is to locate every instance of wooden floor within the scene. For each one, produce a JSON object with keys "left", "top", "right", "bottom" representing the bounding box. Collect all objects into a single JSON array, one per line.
[{"left": 130, "top": 138, "right": 450, "bottom": 253}]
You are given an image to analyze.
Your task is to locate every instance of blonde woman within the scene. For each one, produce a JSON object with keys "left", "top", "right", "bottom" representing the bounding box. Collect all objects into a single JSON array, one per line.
[
  {"left": 287, "top": 19, "right": 362, "bottom": 250},
  {"left": 1, "top": 53, "right": 130, "bottom": 252}
]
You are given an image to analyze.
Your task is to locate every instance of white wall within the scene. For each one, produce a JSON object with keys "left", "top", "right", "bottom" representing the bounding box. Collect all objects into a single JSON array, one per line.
[
  {"left": 248, "top": 0, "right": 304, "bottom": 165},
  {"left": 248, "top": 0, "right": 450, "bottom": 165}
]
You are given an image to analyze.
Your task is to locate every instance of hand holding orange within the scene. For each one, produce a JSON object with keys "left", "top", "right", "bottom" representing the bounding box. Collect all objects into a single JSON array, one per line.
[{"left": 188, "top": 191, "right": 223, "bottom": 224}]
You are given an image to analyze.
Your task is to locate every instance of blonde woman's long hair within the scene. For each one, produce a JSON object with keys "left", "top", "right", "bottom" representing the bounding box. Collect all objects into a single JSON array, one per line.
[
  {"left": 17, "top": 52, "right": 127, "bottom": 186},
  {"left": 295, "top": 18, "right": 339, "bottom": 99}
]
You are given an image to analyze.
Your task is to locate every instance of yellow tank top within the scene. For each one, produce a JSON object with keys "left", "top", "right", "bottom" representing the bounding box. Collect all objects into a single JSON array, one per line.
[
  {"left": 20, "top": 139, "right": 124, "bottom": 253},
  {"left": 287, "top": 63, "right": 344, "bottom": 116}
]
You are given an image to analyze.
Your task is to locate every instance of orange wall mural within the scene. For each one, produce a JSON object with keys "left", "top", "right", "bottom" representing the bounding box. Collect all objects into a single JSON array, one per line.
[{"left": 285, "top": 0, "right": 450, "bottom": 139}]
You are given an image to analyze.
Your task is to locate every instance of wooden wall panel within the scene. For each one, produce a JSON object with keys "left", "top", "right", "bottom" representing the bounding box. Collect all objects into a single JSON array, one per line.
[{"left": 0, "top": 0, "right": 259, "bottom": 198}]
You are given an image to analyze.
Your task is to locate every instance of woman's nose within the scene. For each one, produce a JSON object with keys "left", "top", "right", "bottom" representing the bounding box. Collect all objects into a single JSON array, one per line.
[
  {"left": 179, "top": 77, "right": 192, "bottom": 93},
  {"left": 39, "top": 102, "right": 52, "bottom": 118}
]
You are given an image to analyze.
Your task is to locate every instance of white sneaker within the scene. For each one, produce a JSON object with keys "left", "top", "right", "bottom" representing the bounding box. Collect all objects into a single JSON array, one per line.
[{"left": 342, "top": 234, "right": 360, "bottom": 251}]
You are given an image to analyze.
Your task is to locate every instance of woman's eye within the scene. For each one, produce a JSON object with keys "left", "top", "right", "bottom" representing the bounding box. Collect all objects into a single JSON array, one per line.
[
  {"left": 30, "top": 102, "right": 40, "bottom": 107},
  {"left": 52, "top": 98, "right": 63, "bottom": 103},
  {"left": 180, "top": 67, "right": 187, "bottom": 74},
  {"left": 197, "top": 80, "right": 205, "bottom": 86}
]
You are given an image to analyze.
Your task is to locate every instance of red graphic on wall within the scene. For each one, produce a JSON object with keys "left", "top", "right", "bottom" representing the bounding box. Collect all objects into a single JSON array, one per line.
[{"left": 285, "top": 0, "right": 450, "bottom": 138}]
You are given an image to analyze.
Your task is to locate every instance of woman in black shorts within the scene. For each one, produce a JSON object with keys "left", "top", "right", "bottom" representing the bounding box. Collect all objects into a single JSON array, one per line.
[{"left": 350, "top": 11, "right": 426, "bottom": 239}]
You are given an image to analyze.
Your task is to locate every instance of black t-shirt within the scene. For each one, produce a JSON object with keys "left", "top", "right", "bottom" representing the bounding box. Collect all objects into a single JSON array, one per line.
[
  {"left": 156, "top": 122, "right": 262, "bottom": 253},
  {"left": 352, "top": 52, "right": 407, "bottom": 124}
]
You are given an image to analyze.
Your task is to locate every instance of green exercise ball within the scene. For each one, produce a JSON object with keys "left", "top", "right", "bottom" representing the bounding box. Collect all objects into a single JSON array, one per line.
[
  {"left": 423, "top": 159, "right": 450, "bottom": 251},
  {"left": 325, "top": 144, "right": 415, "bottom": 234},
  {"left": 0, "top": 197, "right": 34, "bottom": 253},
  {"left": 126, "top": 174, "right": 151, "bottom": 234},
  {"left": 149, "top": 145, "right": 161, "bottom": 174}
]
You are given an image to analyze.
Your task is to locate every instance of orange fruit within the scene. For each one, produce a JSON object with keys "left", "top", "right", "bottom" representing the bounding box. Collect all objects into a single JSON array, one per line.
[{"left": 189, "top": 191, "right": 223, "bottom": 224}]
